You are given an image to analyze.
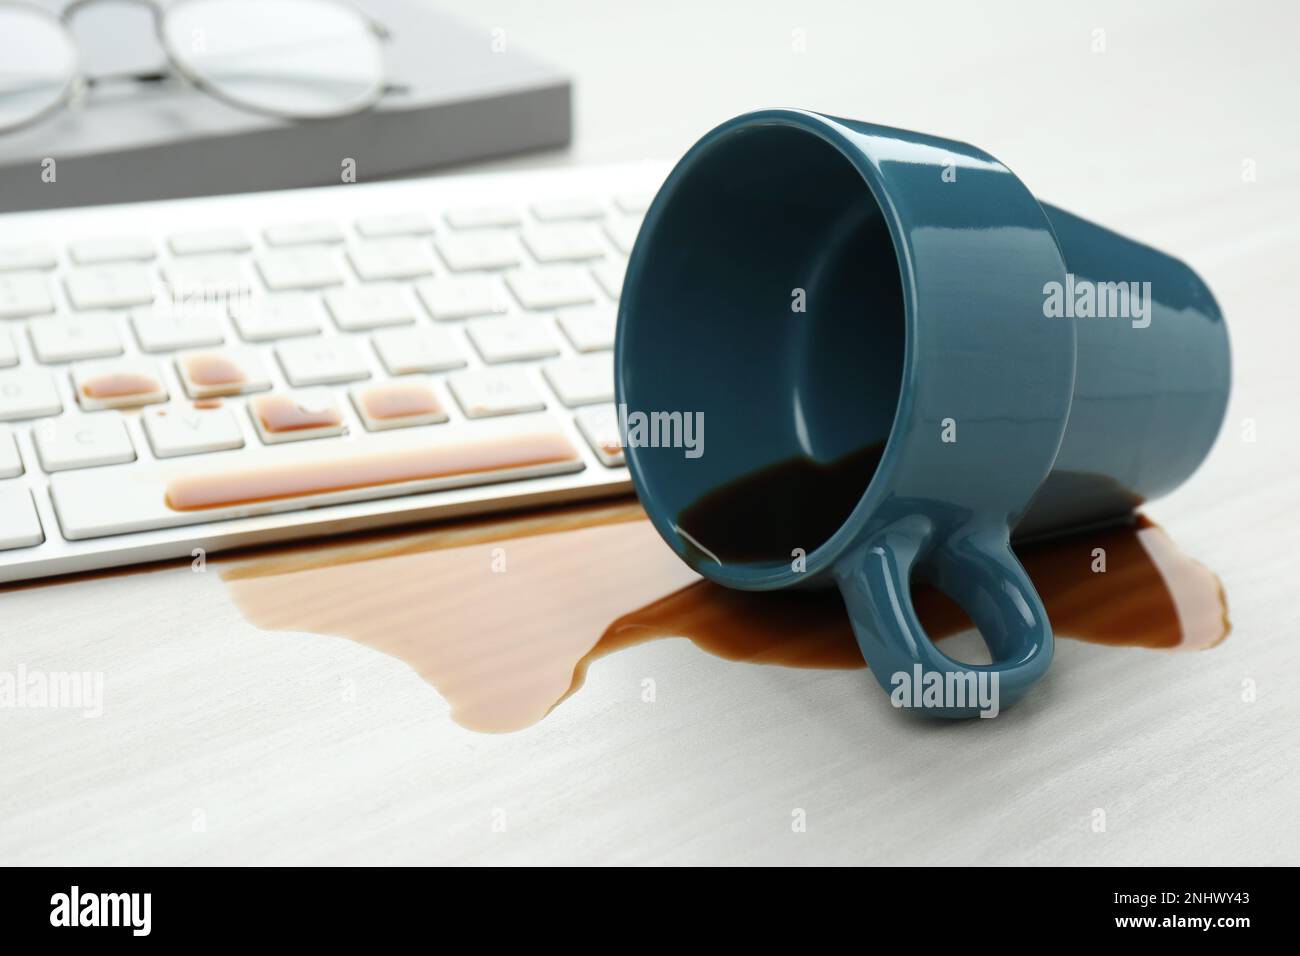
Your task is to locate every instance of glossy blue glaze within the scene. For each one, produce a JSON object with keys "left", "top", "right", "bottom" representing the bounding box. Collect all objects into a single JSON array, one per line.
[
  {"left": 615, "top": 109, "right": 1229, "bottom": 718},
  {"left": 1016, "top": 204, "right": 1230, "bottom": 538}
]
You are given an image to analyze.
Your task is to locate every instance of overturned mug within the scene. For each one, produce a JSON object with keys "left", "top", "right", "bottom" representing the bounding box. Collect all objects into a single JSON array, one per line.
[{"left": 615, "top": 108, "right": 1230, "bottom": 717}]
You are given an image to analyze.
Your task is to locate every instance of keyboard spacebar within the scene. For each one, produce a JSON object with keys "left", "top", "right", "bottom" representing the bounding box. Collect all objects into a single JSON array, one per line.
[{"left": 51, "top": 417, "right": 585, "bottom": 541}]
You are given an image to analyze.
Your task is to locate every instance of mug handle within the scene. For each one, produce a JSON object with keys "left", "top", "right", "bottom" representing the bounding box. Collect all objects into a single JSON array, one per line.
[{"left": 833, "top": 514, "right": 1053, "bottom": 718}]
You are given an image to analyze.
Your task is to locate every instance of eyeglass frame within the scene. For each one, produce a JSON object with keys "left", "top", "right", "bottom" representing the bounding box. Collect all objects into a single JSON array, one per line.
[{"left": 0, "top": 0, "right": 398, "bottom": 134}]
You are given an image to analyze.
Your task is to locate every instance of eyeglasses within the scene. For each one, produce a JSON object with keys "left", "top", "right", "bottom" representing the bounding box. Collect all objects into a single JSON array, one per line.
[{"left": 0, "top": 0, "right": 398, "bottom": 134}]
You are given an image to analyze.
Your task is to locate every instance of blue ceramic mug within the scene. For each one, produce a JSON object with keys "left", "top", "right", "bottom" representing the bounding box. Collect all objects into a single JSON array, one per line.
[{"left": 615, "top": 108, "right": 1230, "bottom": 717}]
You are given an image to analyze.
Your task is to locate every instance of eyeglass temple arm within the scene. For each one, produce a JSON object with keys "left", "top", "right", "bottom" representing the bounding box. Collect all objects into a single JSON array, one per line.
[
  {"left": 76, "top": 70, "right": 408, "bottom": 98},
  {"left": 83, "top": 70, "right": 170, "bottom": 88}
]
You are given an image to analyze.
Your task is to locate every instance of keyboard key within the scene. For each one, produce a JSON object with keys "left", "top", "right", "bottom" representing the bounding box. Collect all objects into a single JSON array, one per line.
[
  {"left": 604, "top": 217, "right": 642, "bottom": 255},
  {"left": 531, "top": 198, "right": 605, "bottom": 222},
  {"left": 416, "top": 275, "right": 507, "bottom": 321},
  {"left": 34, "top": 414, "right": 136, "bottom": 471},
  {"left": 51, "top": 418, "right": 584, "bottom": 539},
  {"left": 163, "top": 255, "right": 252, "bottom": 295},
  {"left": 324, "top": 285, "right": 416, "bottom": 331},
  {"left": 614, "top": 192, "right": 654, "bottom": 215},
  {"left": 449, "top": 368, "right": 545, "bottom": 418},
  {"left": 355, "top": 213, "right": 433, "bottom": 238},
  {"left": 256, "top": 248, "right": 344, "bottom": 291},
  {"left": 177, "top": 349, "right": 272, "bottom": 398},
  {"left": 231, "top": 294, "right": 322, "bottom": 341},
  {"left": 168, "top": 228, "right": 252, "bottom": 256},
  {"left": 0, "top": 486, "right": 43, "bottom": 550},
  {"left": 167, "top": 427, "right": 573, "bottom": 507},
  {"left": 276, "top": 338, "right": 370, "bottom": 386},
  {"left": 0, "top": 431, "right": 23, "bottom": 477},
  {"left": 249, "top": 390, "right": 347, "bottom": 444},
  {"left": 444, "top": 205, "right": 521, "bottom": 229},
  {"left": 69, "top": 237, "right": 154, "bottom": 264},
  {"left": 467, "top": 317, "right": 560, "bottom": 363},
  {"left": 575, "top": 403, "right": 626, "bottom": 466},
  {"left": 64, "top": 266, "right": 155, "bottom": 310},
  {"left": 29, "top": 315, "right": 124, "bottom": 363},
  {"left": 0, "top": 244, "right": 57, "bottom": 272},
  {"left": 557, "top": 305, "right": 616, "bottom": 352},
  {"left": 521, "top": 224, "right": 606, "bottom": 263},
  {"left": 143, "top": 402, "right": 245, "bottom": 458},
  {"left": 543, "top": 354, "right": 615, "bottom": 407},
  {"left": 0, "top": 273, "right": 54, "bottom": 318},
  {"left": 372, "top": 326, "right": 466, "bottom": 374},
  {"left": 347, "top": 239, "right": 433, "bottom": 281},
  {"left": 0, "top": 332, "right": 14, "bottom": 368},
  {"left": 434, "top": 232, "right": 520, "bottom": 272},
  {"left": 505, "top": 267, "right": 596, "bottom": 310},
  {"left": 351, "top": 380, "right": 448, "bottom": 430},
  {"left": 72, "top": 359, "right": 168, "bottom": 410},
  {"left": 132, "top": 305, "right": 225, "bottom": 352},
  {"left": 0, "top": 370, "right": 62, "bottom": 421},
  {"left": 263, "top": 221, "right": 344, "bottom": 246},
  {"left": 591, "top": 260, "right": 625, "bottom": 300}
]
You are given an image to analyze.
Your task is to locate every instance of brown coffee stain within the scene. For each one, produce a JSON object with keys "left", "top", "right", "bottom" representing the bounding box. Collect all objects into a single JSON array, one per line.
[
  {"left": 1015, "top": 515, "right": 1229, "bottom": 652},
  {"left": 222, "top": 504, "right": 1229, "bottom": 734},
  {"left": 79, "top": 371, "right": 163, "bottom": 401},
  {"left": 165, "top": 431, "right": 580, "bottom": 511},
  {"left": 355, "top": 381, "right": 446, "bottom": 423},
  {"left": 250, "top": 393, "right": 344, "bottom": 433},
  {"left": 181, "top": 353, "right": 245, "bottom": 389}
]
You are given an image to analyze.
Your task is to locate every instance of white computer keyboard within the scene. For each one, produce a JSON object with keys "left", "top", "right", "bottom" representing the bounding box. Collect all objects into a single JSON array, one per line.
[{"left": 0, "top": 161, "right": 668, "bottom": 582}]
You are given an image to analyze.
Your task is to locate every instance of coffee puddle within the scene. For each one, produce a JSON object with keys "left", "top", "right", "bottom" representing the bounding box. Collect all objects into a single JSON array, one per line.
[{"left": 222, "top": 502, "right": 1228, "bottom": 733}]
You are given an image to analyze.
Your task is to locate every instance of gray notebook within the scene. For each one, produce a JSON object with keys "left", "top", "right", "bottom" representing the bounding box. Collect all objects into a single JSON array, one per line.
[{"left": 0, "top": 0, "right": 571, "bottom": 212}]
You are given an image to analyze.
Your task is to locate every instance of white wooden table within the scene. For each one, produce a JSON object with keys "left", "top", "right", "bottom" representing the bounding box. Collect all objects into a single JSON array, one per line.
[{"left": 2, "top": 0, "right": 1298, "bottom": 865}]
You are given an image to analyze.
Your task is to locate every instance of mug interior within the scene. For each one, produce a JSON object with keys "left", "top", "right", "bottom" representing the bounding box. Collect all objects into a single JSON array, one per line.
[{"left": 620, "top": 120, "right": 906, "bottom": 581}]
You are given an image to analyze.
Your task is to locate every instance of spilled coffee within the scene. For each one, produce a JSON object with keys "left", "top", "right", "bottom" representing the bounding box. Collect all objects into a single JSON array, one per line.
[
  {"left": 223, "top": 501, "right": 1228, "bottom": 733},
  {"left": 676, "top": 444, "right": 886, "bottom": 564}
]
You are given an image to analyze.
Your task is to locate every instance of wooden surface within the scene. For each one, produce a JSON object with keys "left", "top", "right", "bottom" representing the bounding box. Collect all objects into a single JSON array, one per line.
[{"left": 3, "top": 0, "right": 1299, "bottom": 865}]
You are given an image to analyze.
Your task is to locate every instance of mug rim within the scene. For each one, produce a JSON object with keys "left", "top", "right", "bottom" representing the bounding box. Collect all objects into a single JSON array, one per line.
[{"left": 616, "top": 107, "right": 918, "bottom": 590}]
